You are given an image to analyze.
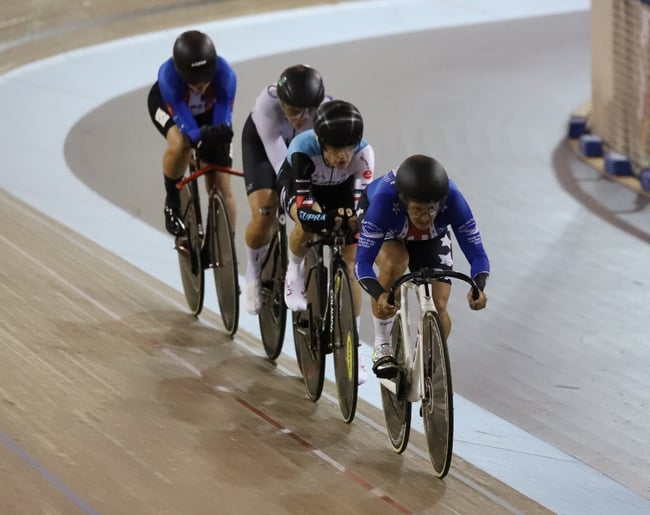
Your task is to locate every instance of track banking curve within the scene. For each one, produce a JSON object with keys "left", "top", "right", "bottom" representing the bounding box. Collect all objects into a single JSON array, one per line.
[{"left": 2, "top": 1, "right": 649, "bottom": 514}]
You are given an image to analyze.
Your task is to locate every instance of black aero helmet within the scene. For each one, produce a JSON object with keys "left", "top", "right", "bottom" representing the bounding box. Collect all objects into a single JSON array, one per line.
[
  {"left": 276, "top": 65, "right": 325, "bottom": 108},
  {"left": 173, "top": 30, "right": 217, "bottom": 84},
  {"left": 313, "top": 100, "right": 363, "bottom": 148},
  {"left": 395, "top": 155, "right": 449, "bottom": 202}
]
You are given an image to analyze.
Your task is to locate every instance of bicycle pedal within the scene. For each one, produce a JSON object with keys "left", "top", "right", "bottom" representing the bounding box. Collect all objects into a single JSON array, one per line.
[
  {"left": 293, "top": 318, "right": 309, "bottom": 330},
  {"left": 373, "top": 363, "right": 398, "bottom": 379}
]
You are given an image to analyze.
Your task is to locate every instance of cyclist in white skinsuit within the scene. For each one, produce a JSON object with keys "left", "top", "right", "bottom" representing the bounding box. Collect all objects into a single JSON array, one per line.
[{"left": 241, "top": 65, "right": 330, "bottom": 314}]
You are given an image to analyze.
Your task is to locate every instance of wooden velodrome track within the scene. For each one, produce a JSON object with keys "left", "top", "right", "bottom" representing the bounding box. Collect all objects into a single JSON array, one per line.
[
  {"left": 1, "top": 2, "right": 549, "bottom": 514},
  {"left": 2, "top": 1, "right": 649, "bottom": 514}
]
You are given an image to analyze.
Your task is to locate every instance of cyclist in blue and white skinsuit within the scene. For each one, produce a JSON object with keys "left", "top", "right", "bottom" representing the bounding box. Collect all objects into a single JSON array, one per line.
[
  {"left": 241, "top": 65, "right": 330, "bottom": 315},
  {"left": 147, "top": 30, "right": 237, "bottom": 236},
  {"left": 355, "top": 154, "right": 489, "bottom": 379},
  {"left": 276, "top": 100, "right": 374, "bottom": 384}
]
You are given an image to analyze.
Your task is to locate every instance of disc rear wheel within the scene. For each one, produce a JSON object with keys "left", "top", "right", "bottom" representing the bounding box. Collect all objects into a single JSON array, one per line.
[
  {"left": 293, "top": 247, "right": 325, "bottom": 401},
  {"left": 210, "top": 191, "right": 239, "bottom": 336},
  {"left": 380, "top": 314, "right": 411, "bottom": 453},
  {"left": 177, "top": 182, "right": 204, "bottom": 315},
  {"left": 259, "top": 226, "right": 287, "bottom": 360}
]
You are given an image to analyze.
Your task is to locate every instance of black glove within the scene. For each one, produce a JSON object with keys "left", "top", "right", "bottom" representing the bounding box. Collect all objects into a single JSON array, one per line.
[
  {"left": 197, "top": 124, "right": 233, "bottom": 166},
  {"left": 211, "top": 123, "right": 234, "bottom": 144},
  {"left": 343, "top": 207, "right": 358, "bottom": 234},
  {"left": 297, "top": 207, "right": 343, "bottom": 233},
  {"left": 473, "top": 272, "right": 489, "bottom": 291}
]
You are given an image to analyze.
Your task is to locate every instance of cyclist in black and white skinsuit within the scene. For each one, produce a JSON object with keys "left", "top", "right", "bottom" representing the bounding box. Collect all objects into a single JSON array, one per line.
[
  {"left": 241, "top": 65, "right": 330, "bottom": 315},
  {"left": 276, "top": 100, "right": 375, "bottom": 384}
]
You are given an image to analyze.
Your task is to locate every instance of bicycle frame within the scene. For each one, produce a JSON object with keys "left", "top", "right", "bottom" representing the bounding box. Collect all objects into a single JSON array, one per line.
[
  {"left": 293, "top": 229, "right": 359, "bottom": 420},
  {"left": 313, "top": 233, "right": 349, "bottom": 347},
  {"left": 173, "top": 155, "right": 244, "bottom": 334},
  {"left": 380, "top": 269, "right": 479, "bottom": 402},
  {"left": 175, "top": 159, "right": 243, "bottom": 262},
  {"left": 384, "top": 281, "right": 437, "bottom": 403},
  {"left": 377, "top": 267, "right": 479, "bottom": 476}
]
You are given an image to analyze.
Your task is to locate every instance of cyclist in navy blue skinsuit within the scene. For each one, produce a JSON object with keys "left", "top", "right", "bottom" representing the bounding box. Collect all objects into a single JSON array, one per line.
[
  {"left": 147, "top": 30, "right": 237, "bottom": 236},
  {"left": 354, "top": 154, "right": 489, "bottom": 378}
]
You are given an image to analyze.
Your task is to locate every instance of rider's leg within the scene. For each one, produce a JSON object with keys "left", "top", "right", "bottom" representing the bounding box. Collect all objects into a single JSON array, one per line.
[
  {"left": 284, "top": 202, "right": 311, "bottom": 311},
  {"left": 432, "top": 281, "right": 452, "bottom": 338},
  {"left": 162, "top": 126, "right": 192, "bottom": 235},
  {"left": 342, "top": 244, "right": 362, "bottom": 318},
  {"left": 163, "top": 126, "right": 192, "bottom": 181},
  {"left": 242, "top": 188, "right": 278, "bottom": 314},
  {"left": 370, "top": 240, "right": 408, "bottom": 374},
  {"left": 245, "top": 189, "right": 279, "bottom": 249},
  {"left": 205, "top": 169, "right": 236, "bottom": 230},
  {"left": 241, "top": 117, "right": 280, "bottom": 313},
  {"left": 288, "top": 202, "right": 311, "bottom": 258},
  {"left": 148, "top": 83, "right": 191, "bottom": 234}
]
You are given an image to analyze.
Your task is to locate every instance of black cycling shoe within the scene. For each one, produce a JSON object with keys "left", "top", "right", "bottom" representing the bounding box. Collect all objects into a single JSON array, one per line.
[
  {"left": 164, "top": 204, "right": 186, "bottom": 236},
  {"left": 372, "top": 356, "right": 398, "bottom": 379}
]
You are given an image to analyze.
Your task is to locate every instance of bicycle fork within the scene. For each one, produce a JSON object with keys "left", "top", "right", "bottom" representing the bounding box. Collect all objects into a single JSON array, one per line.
[
  {"left": 405, "top": 282, "right": 437, "bottom": 404},
  {"left": 415, "top": 282, "right": 439, "bottom": 406}
]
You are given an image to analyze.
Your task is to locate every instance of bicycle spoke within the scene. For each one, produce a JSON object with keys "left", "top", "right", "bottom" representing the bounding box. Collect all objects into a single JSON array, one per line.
[
  {"left": 259, "top": 228, "right": 287, "bottom": 360},
  {"left": 292, "top": 247, "right": 325, "bottom": 401},
  {"left": 380, "top": 315, "right": 411, "bottom": 453},
  {"left": 332, "top": 266, "right": 358, "bottom": 423},
  {"left": 421, "top": 311, "right": 453, "bottom": 478}
]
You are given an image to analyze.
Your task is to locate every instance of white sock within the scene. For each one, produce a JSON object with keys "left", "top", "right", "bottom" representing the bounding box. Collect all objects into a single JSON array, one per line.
[
  {"left": 245, "top": 242, "right": 270, "bottom": 280},
  {"left": 373, "top": 315, "right": 396, "bottom": 347},
  {"left": 287, "top": 248, "right": 304, "bottom": 274}
]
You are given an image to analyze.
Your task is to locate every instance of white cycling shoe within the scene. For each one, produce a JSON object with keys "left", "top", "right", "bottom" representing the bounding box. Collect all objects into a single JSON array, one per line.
[
  {"left": 242, "top": 277, "right": 262, "bottom": 315},
  {"left": 372, "top": 343, "right": 398, "bottom": 379},
  {"left": 284, "top": 268, "right": 307, "bottom": 312}
]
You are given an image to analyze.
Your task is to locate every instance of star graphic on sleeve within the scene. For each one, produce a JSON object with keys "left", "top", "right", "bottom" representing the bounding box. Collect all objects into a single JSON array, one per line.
[
  {"left": 392, "top": 202, "right": 401, "bottom": 215},
  {"left": 440, "top": 233, "right": 452, "bottom": 249}
]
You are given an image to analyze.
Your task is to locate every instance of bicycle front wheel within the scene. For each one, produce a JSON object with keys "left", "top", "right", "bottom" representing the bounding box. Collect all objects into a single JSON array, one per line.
[
  {"left": 380, "top": 314, "right": 411, "bottom": 453},
  {"left": 421, "top": 310, "right": 454, "bottom": 478},
  {"left": 293, "top": 246, "right": 325, "bottom": 401},
  {"left": 177, "top": 182, "right": 204, "bottom": 315},
  {"left": 209, "top": 191, "right": 239, "bottom": 336},
  {"left": 259, "top": 224, "right": 287, "bottom": 360},
  {"left": 332, "top": 265, "right": 358, "bottom": 423}
]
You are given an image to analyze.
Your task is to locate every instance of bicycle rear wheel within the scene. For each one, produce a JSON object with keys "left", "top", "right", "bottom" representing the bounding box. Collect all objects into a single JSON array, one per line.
[
  {"left": 421, "top": 310, "right": 453, "bottom": 478},
  {"left": 332, "top": 265, "right": 358, "bottom": 423},
  {"left": 177, "top": 181, "right": 204, "bottom": 316},
  {"left": 293, "top": 246, "right": 326, "bottom": 401},
  {"left": 209, "top": 190, "right": 239, "bottom": 336},
  {"left": 259, "top": 221, "right": 287, "bottom": 360},
  {"left": 380, "top": 314, "right": 411, "bottom": 453}
]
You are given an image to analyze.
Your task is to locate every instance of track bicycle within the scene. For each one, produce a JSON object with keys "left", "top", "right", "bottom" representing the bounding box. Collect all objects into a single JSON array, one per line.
[
  {"left": 379, "top": 268, "right": 479, "bottom": 478},
  {"left": 174, "top": 154, "right": 241, "bottom": 336},
  {"left": 257, "top": 208, "right": 288, "bottom": 360},
  {"left": 292, "top": 228, "right": 360, "bottom": 423}
]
